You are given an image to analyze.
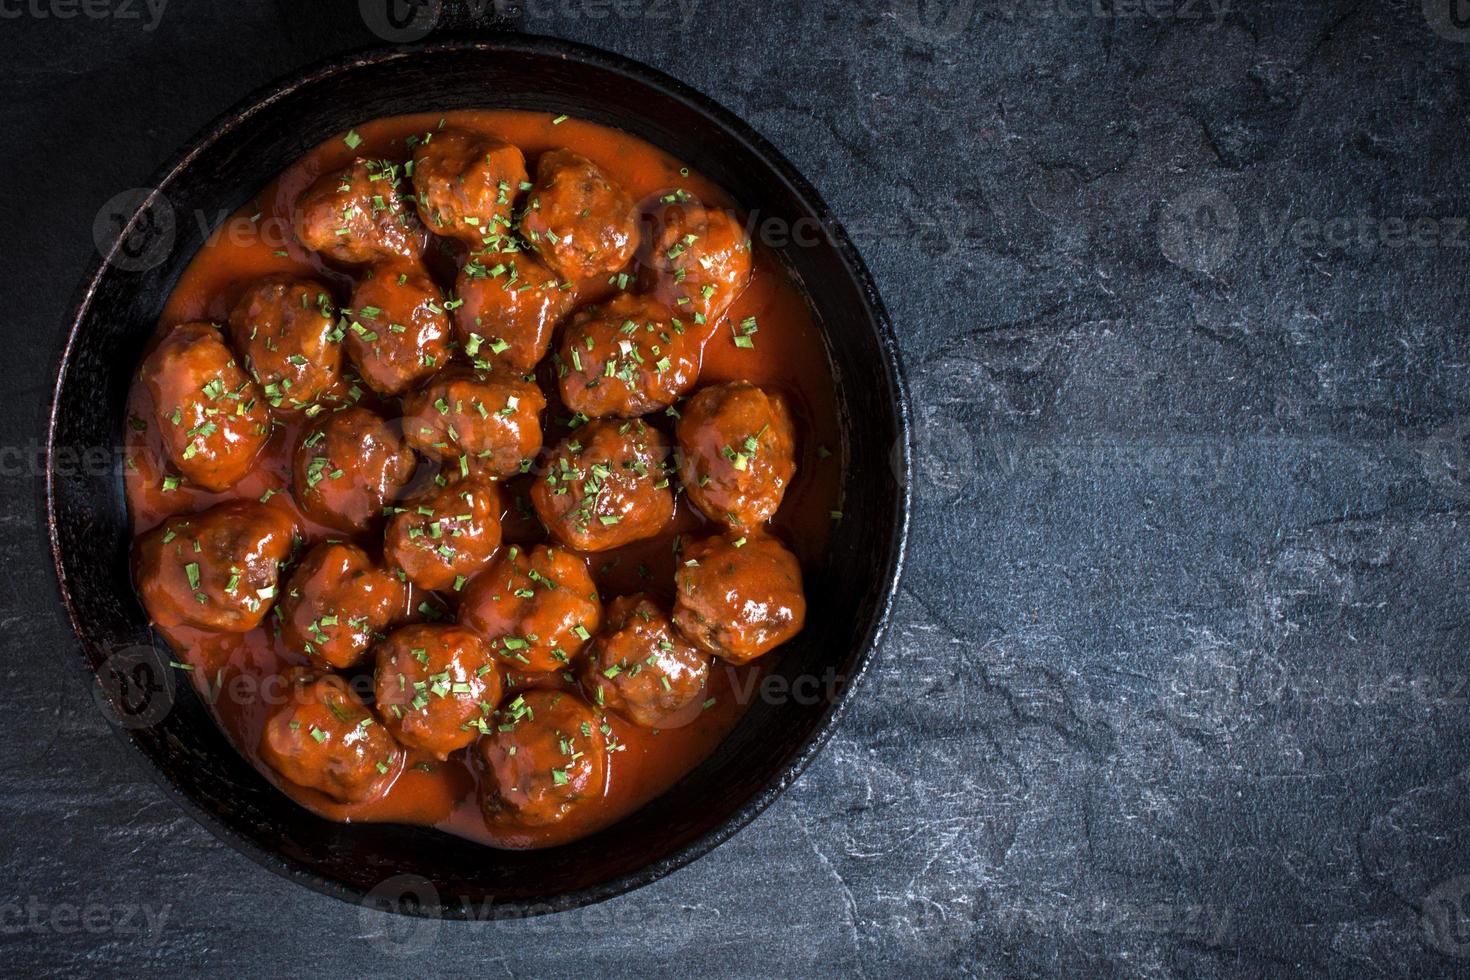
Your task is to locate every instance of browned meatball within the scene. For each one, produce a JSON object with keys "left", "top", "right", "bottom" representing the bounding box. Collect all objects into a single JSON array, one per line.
[
  {"left": 531, "top": 418, "right": 674, "bottom": 552},
  {"left": 295, "top": 158, "right": 418, "bottom": 265},
  {"left": 673, "top": 533, "right": 806, "bottom": 664},
  {"left": 345, "top": 263, "right": 453, "bottom": 396},
  {"left": 134, "top": 500, "right": 297, "bottom": 632},
  {"left": 411, "top": 130, "right": 527, "bottom": 244},
  {"left": 292, "top": 406, "right": 415, "bottom": 533},
  {"left": 519, "top": 148, "right": 638, "bottom": 280},
  {"left": 227, "top": 276, "right": 342, "bottom": 412},
  {"left": 401, "top": 368, "right": 544, "bottom": 477},
  {"left": 643, "top": 203, "right": 752, "bottom": 330},
  {"left": 383, "top": 476, "right": 502, "bottom": 592},
  {"left": 459, "top": 544, "right": 601, "bottom": 672},
  {"left": 454, "top": 249, "right": 574, "bottom": 374},
  {"left": 581, "top": 594, "right": 710, "bottom": 729},
  {"left": 474, "top": 690, "right": 608, "bottom": 828},
  {"left": 373, "top": 624, "right": 498, "bottom": 760},
  {"left": 676, "top": 382, "right": 797, "bottom": 528},
  {"left": 277, "top": 541, "right": 409, "bottom": 670},
  {"left": 556, "top": 293, "right": 700, "bottom": 418},
  {"left": 260, "top": 669, "right": 402, "bottom": 803},
  {"left": 140, "top": 321, "right": 273, "bottom": 491}
]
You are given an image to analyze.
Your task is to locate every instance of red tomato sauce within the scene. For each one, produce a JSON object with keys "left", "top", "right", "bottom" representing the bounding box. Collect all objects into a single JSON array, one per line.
[{"left": 123, "top": 110, "right": 841, "bottom": 848}]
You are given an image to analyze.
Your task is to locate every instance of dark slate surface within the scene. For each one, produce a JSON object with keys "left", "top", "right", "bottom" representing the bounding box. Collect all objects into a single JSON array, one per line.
[{"left": 5, "top": 0, "right": 1470, "bottom": 975}]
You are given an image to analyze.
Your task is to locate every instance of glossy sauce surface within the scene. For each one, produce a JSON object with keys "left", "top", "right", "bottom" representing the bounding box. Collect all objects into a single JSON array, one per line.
[{"left": 124, "top": 110, "right": 841, "bottom": 849}]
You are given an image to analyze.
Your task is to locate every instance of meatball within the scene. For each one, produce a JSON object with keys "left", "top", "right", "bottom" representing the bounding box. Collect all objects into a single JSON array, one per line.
[
  {"left": 277, "top": 541, "right": 408, "bottom": 670},
  {"left": 383, "top": 476, "right": 503, "bottom": 592},
  {"left": 581, "top": 594, "right": 710, "bottom": 729},
  {"left": 519, "top": 148, "right": 638, "bottom": 280},
  {"left": 676, "top": 382, "right": 797, "bottom": 528},
  {"left": 643, "top": 203, "right": 752, "bottom": 330},
  {"left": 140, "top": 321, "right": 272, "bottom": 491},
  {"left": 673, "top": 533, "right": 806, "bottom": 664},
  {"left": 459, "top": 544, "right": 601, "bottom": 673},
  {"left": 345, "top": 264, "right": 453, "bottom": 396},
  {"left": 401, "top": 368, "right": 545, "bottom": 477},
  {"left": 295, "top": 157, "right": 418, "bottom": 265},
  {"left": 227, "top": 276, "right": 343, "bottom": 411},
  {"left": 373, "top": 624, "right": 498, "bottom": 760},
  {"left": 454, "top": 249, "right": 574, "bottom": 374},
  {"left": 259, "top": 669, "right": 401, "bottom": 803},
  {"left": 292, "top": 406, "right": 415, "bottom": 534},
  {"left": 531, "top": 418, "right": 674, "bottom": 552},
  {"left": 134, "top": 500, "right": 296, "bottom": 632},
  {"left": 556, "top": 293, "right": 700, "bottom": 418},
  {"left": 474, "top": 690, "right": 608, "bottom": 828},
  {"left": 411, "top": 129, "right": 527, "bottom": 244}
]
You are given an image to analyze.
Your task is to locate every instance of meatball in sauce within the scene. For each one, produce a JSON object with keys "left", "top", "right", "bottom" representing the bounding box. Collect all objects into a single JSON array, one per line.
[
  {"left": 581, "top": 594, "right": 710, "bottom": 729},
  {"left": 411, "top": 129, "right": 527, "bottom": 245},
  {"left": 531, "top": 418, "right": 674, "bottom": 552},
  {"left": 556, "top": 293, "right": 700, "bottom": 419},
  {"left": 295, "top": 157, "right": 420, "bottom": 266},
  {"left": 292, "top": 406, "right": 416, "bottom": 534},
  {"left": 676, "top": 381, "right": 797, "bottom": 528},
  {"left": 400, "top": 368, "right": 544, "bottom": 478},
  {"left": 459, "top": 544, "right": 602, "bottom": 673},
  {"left": 373, "top": 624, "right": 499, "bottom": 760},
  {"left": 260, "top": 669, "right": 402, "bottom": 803},
  {"left": 277, "top": 541, "right": 409, "bottom": 670},
  {"left": 345, "top": 263, "right": 452, "bottom": 396},
  {"left": 642, "top": 201, "right": 752, "bottom": 333},
  {"left": 454, "top": 249, "right": 574, "bottom": 374},
  {"left": 140, "top": 321, "right": 273, "bottom": 491},
  {"left": 383, "top": 475, "right": 503, "bottom": 592},
  {"left": 475, "top": 689, "right": 610, "bottom": 829},
  {"left": 519, "top": 148, "right": 638, "bottom": 281},
  {"left": 227, "top": 276, "right": 343, "bottom": 412},
  {"left": 134, "top": 500, "right": 296, "bottom": 632},
  {"left": 673, "top": 532, "right": 806, "bottom": 664}
]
